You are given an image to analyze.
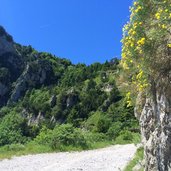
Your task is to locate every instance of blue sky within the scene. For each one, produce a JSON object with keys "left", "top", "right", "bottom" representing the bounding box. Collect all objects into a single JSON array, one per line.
[{"left": 0, "top": 0, "right": 132, "bottom": 64}]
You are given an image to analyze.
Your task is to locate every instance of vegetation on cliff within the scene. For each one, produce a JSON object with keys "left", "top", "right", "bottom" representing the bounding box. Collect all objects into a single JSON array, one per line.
[
  {"left": 122, "top": 0, "right": 171, "bottom": 170},
  {"left": 0, "top": 26, "right": 140, "bottom": 155},
  {"left": 121, "top": 0, "right": 171, "bottom": 105}
]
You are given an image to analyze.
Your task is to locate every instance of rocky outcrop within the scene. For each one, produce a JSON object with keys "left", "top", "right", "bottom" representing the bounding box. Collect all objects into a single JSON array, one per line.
[
  {"left": 8, "top": 60, "right": 54, "bottom": 104},
  {"left": 136, "top": 78, "right": 171, "bottom": 171},
  {"left": 0, "top": 26, "right": 56, "bottom": 106},
  {"left": 0, "top": 26, "right": 15, "bottom": 55},
  {"left": 0, "top": 26, "right": 24, "bottom": 106},
  {"left": 50, "top": 95, "right": 57, "bottom": 107},
  {"left": 66, "top": 90, "right": 79, "bottom": 108}
]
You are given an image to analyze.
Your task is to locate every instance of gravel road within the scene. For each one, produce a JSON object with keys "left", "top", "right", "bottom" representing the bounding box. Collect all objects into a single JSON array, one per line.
[{"left": 0, "top": 144, "right": 137, "bottom": 171}]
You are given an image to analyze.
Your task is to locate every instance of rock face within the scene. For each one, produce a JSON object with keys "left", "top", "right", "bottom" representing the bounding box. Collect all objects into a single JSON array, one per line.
[
  {"left": 0, "top": 26, "right": 56, "bottom": 106},
  {"left": 136, "top": 78, "right": 171, "bottom": 171},
  {"left": 8, "top": 60, "right": 54, "bottom": 104},
  {"left": 0, "top": 26, "right": 15, "bottom": 55},
  {"left": 0, "top": 26, "right": 24, "bottom": 107}
]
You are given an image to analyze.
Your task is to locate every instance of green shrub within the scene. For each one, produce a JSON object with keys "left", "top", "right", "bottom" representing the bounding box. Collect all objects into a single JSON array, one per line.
[
  {"left": 34, "top": 124, "right": 88, "bottom": 150},
  {"left": 115, "top": 130, "right": 141, "bottom": 144},
  {"left": 96, "top": 115, "right": 112, "bottom": 133},
  {"left": 51, "top": 124, "right": 87, "bottom": 150},
  {"left": 84, "top": 132, "right": 108, "bottom": 143},
  {"left": 85, "top": 111, "right": 112, "bottom": 133},
  {"left": 107, "top": 122, "right": 123, "bottom": 139},
  {"left": 0, "top": 112, "right": 28, "bottom": 146},
  {"left": 120, "top": 130, "right": 133, "bottom": 141},
  {"left": 34, "top": 126, "right": 53, "bottom": 145}
]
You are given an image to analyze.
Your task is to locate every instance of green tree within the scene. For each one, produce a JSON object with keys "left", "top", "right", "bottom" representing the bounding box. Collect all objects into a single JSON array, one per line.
[{"left": 0, "top": 112, "right": 28, "bottom": 146}]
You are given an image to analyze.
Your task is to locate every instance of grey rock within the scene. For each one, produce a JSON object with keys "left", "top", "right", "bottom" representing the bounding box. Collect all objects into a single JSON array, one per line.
[
  {"left": 50, "top": 95, "right": 56, "bottom": 107},
  {"left": 8, "top": 60, "right": 54, "bottom": 104},
  {"left": 27, "top": 111, "right": 45, "bottom": 126},
  {"left": 137, "top": 79, "right": 171, "bottom": 171},
  {"left": 66, "top": 93, "right": 78, "bottom": 108},
  {"left": 0, "top": 26, "right": 15, "bottom": 56}
]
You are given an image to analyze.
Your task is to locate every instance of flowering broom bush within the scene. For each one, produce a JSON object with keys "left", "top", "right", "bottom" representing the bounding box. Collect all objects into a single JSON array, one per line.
[{"left": 121, "top": 0, "right": 171, "bottom": 105}]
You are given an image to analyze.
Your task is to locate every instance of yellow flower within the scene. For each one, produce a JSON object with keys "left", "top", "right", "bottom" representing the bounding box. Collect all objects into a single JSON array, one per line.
[
  {"left": 139, "top": 49, "right": 143, "bottom": 54},
  {"left": 137, "top": 38, "right": 145, "bottom": 45},
  {"left": 126, "top": 92, "right": 132, "bottom": 107},
  {"left": 122, "top": 61, "right": 129, "bottom": 70},
  {"left": 169, "top": 13, "right": 171, "bottom": 18},
  {"left": 136, "top": 70, "right": 143, "bottom": 80},
  {"left": 135, "top": 6, "right": 142, "bottom": 13},
  {"left": 130, "top": 43, "right": 134, "bottom": 47},
  {"left": 161, "top": 24, "right": 166, "bottom": 29},
  {"left": 155, "top": 13, "right": 160, "bottom": 19},
  {"left": 134, "top": 2, "right": 138, "bottom": 6},
  {"left": 168, "top": 44, "right": 171, "bottom": 48},
  {"left": 132, "top": 31, "right": 136, "bottom": 35}
]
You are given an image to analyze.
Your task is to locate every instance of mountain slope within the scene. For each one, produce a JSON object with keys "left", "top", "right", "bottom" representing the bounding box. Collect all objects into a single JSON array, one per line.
[{"left": 0, "top": 26, "right": 139, "bottom": 150}]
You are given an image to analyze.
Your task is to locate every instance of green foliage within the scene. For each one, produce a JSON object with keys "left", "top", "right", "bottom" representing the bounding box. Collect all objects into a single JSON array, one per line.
[
  {"left": 107, "top": 122, "right": 123, "bottom": 139},
  {"left": 0, "top": 31, "right": 139, "bottom": 156},
  {"left": 96, "top": 115, "right": 112, "bottom": 133},
  {"left": 34, "top": 126, "right": 53, "bottom": 145},
  {"left": 85, "top": 111, "right": 111, "bottom": 133},
  {"left": 22, "top": 89, "right": 51, "bottom": 113},
  {"left": 0, "top": 111, "right": 28, "bottom": 146},
  {"left": 0, "top": 143, "right": 52, "bottom": 159},
  {"left": 115, "top": 131, "right": 141, "bottom": 145},
  {"left": 124, "top": 147, "right": 144, "bottom": 171},
  {"left": 121, "top": 0, "right": 171, "bottom": 103},
  {"left": 34, "top": 124, "right": 88, "bottom": 150},
  {"left": 51, "top": 124, "right": 87, "bottom": 150},
  {"left": 1, "top": 144, "right": 25, "bottom": 152},
  {"left": 84, "top": 132, "right": 108, "bottom": 144},
  {"left": 0, "top": 106, "right": 11, "bottom": 119}
]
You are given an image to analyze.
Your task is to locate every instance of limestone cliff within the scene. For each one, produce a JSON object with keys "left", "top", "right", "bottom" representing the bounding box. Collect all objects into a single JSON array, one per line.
[
  {"left": 135, "top": 78, "right": 171, "bottom": 171},
  {"left": 0, "top": 26, "right": 56, "bottom": 107}
]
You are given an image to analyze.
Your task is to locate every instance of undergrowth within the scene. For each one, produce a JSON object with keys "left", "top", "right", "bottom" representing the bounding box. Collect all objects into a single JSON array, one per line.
[{"left": 124, "top": 147, "right": 144, "bottom": 171}]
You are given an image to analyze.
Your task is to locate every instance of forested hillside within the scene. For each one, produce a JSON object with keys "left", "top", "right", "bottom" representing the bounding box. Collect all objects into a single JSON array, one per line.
[{"left": 0, "top": 26, "right": 139, "bottom": 153}]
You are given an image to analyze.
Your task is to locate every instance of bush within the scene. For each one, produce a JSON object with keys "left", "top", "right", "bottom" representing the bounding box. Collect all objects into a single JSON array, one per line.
[
  {"left": 84, "top": 132, "right": 108, "bottom": 143},
  {"left": 34, "top": 124, "right": 88, "bottom": 150},
  {"left": 0, "top": 112, "right": 28, "bottom": 146},
  {"left": 120, "top": 130, "right": 133, "bottom": 141},
  {"left": 115, "top": 130, "right": 141, "bottom": 144},
  {"left": 96, "top": 115, "right": 112, "bottom": 133},
  {"left": 107, "top": 122, "right": 123, "bottom": 139},
  {"left": 34, "top": 126, "right": 53, "bottom": 145},
  {"left": 51, "top": 124, "right": 87, "bottom": 150},
  {"left": 85, "top": 111, "right": 112, "bottom": 133}
]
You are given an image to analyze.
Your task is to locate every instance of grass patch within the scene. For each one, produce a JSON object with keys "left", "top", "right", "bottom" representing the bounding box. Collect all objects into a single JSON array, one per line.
[
  {"left": 0, "top": 143, "right": 52, "bottom": 160},
  {"left": 124, "top": 147, "right": 144, "bottom": 171},
  {"left": 0, "top": 131, "right": 141, "bottom": 160},
  {"left": 0, "top": 141, "right": 114, "bottom": 160},
  {"left": 114, "top": 131, "right": 141, "bottom": 145}
]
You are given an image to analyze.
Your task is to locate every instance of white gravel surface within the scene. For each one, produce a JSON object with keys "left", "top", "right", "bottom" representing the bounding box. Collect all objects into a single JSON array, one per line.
[{"left": 0, "top": 144, "right": 137, "bottom": 171}]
